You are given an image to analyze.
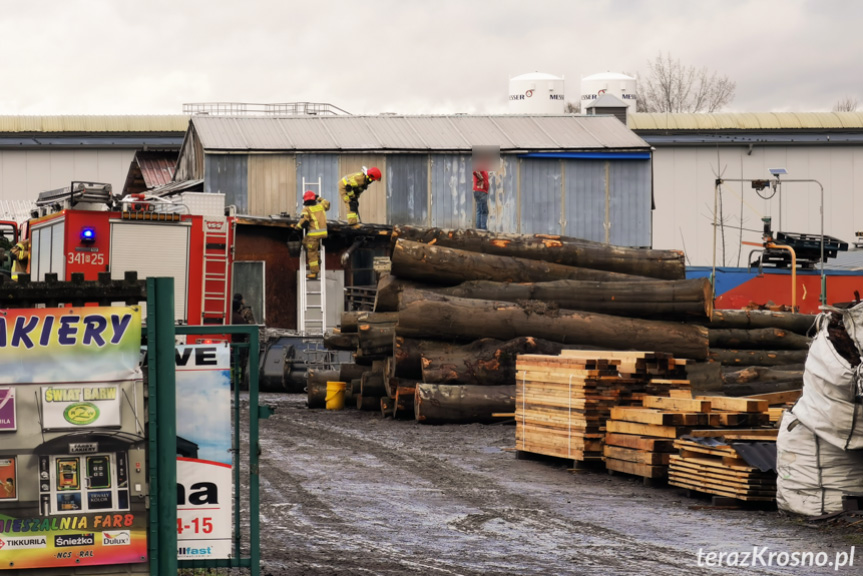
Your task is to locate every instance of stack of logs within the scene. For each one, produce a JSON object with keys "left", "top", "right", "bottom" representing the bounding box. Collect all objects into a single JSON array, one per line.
[{"left": 312, "top": 225, "right": 815, "bottom": 422}]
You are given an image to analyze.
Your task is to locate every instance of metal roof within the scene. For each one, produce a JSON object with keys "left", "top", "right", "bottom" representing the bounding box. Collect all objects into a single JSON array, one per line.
[
  {"left": 586, "top": 94, "right": 627, "bottom": 109},
  {"left": 0, "top": 115, "right": 189, "bottom": 133},
  {"left": 136, "top": 151, "right": 176, "bottom": 188},
  {"left": 189, "top": 115, "right": 649, "bottom": 152},
  {"left": 629, "top": 112, "right": 863, "bottom": 131}
]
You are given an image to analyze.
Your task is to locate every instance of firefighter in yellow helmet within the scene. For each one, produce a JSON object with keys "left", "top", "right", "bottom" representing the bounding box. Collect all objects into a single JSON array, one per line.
[
  {"left": 294, "top": 190, "right": 330, "bottom": 279},
  {"left": 10, "top": 238, "right": 30, "bottom": 281},
  {"left": 339, "top": 166, "right": 381, "bottom": 225}
]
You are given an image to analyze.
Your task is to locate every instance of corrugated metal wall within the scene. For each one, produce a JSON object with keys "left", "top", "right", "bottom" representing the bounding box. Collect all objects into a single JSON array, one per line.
[
  {"left": 205, "top": 154, "right": 248, "bottom": 213},
  {"left": 488, "top": 155, "right": 518, "bottom": 233},
  {"left": 387, "top": 155, "right": 429, "bottom": 226},
  {"left": 210, "top": 150, "right": 652, "bottom": 246},
  {"left": 430, "top": 154, "right": 472, "bottom": 229},
  {"left": 519, "top": 159, "right": 563, "bottom": 235},
  {"left": 248, "top": 154, "right": 295, "bottom": 216},
  {"left": 339, "top": 155, "right": 387, "bottom": 224},
  {"left": 564, "top": 159, "right": 652, "bottom": 245},
  {"left": 565, "top": 160, "right": 607, "bottom": 242},
  {"left": 609, "top": 161, "right": 651, "bottom": 247},
  {"left": 295, "top": 154, "right": 339, "bottom": 217},
  {"left": 0, "top": 149, "right": 136, "bottom": 204}
]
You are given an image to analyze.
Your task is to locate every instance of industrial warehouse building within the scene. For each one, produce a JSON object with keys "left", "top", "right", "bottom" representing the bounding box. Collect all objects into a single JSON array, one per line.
[
  {"left": 630, "top": 112, "right": 863, "bottom": 267},
  {"left": 0, "top": 115, "right": 186, "bottom": 219},
  {"left": 172, "top": 114, "right": 655, "bottom": 247}
]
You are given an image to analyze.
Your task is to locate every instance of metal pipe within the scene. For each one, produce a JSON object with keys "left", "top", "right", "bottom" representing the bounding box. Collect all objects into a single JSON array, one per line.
[
  {"left": 715, "top": 177, "right": 827, "bottom": 306},
  {"left": 765, "top": 242, "right": 797, "bottom": 311}
]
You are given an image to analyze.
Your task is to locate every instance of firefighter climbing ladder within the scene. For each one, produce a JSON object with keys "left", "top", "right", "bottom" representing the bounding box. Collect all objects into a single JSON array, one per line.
[{"left": 298, "top": 177, "right": 326, "bottom": 335}]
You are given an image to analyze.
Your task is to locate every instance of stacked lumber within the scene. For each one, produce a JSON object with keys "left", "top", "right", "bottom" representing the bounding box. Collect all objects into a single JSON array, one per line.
[
  {"left": 668, "top": 431, "right": 778, "bottom": 502},
  {"left": 604, "top": 393, "right": 703, "bottom": 479},
  {"left": 515, "top": 351, "right": 688, "bottom": 463},
  {"left": 604, "top": 393, "right": 772, "bottom": 481},
  {"left": 745, "top": 389, "right": 802, "bottom": 424}
]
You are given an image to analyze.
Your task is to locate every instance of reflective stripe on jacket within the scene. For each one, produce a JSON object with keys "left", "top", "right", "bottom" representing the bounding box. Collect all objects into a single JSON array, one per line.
[
  {"left": 339, "top": 171, "right": 371, "bottom": 200},
  {"left": 300, "top": 199, "right": 330, "bottom": 237}
]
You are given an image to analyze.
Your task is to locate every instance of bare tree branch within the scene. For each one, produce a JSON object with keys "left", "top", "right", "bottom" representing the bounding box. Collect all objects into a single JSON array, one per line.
[
  {"left": 640, "top": 52, "right": 736, "bottom": 113},
  {"left": 833, "top": 96, "right": 858, "bottom": 112}
]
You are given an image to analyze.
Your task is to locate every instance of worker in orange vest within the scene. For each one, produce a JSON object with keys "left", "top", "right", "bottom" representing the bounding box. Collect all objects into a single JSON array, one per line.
[
  {"left": 295, "top": 190, "right": 330, "bottom": 279},
  {"left": 339, "top": 166, "right": 381, "bottom": 225}
]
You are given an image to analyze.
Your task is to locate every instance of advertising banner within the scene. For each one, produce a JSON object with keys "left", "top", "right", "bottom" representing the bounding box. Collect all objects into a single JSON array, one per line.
[
  {"left": 0, "top": 458, "right": 16, "bottom": 501},
  {"left": 40, "top": 385, "right": 121, "bottom": 430},
  {"left": 0, "top": 388, "right": 15, "bottom": 432},
  {"left": 0, "top": 512, "right": 147, "bottom": 568},
  {"left": 0, "top": 306, "right": 146, "bottom": 571},
  {"left": 175, "top": 343, "right": 232, "bottom": 559}
]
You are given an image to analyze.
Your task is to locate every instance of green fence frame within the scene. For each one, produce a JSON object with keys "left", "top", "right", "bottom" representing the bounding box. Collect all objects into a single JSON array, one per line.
[{"left": 145, "top": 277, "right": 268, "bottom": 575}]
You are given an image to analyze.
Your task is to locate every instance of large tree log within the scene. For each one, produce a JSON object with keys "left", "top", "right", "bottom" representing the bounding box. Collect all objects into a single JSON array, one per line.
[
  {"left": 375, "top": 274, "right": 430, "bottom": 312},
  {"left": 392, "top": 225, "right": 685, "bottom": 280},
  {"left": 391, "top": 239, "right": 652, "bottom": 286},
  {"left": 323, "top": 331, "right": 359, "bottom": 351},
  {"left": 379, "top": 275, "right": 710, "bottom": 319},
  {"left": 394, "top": 385, "right": 416, "bottom": 419},
  {"left": 381, "top": 397, "right": 395, "bottom": 417},
  {"left": 414, "top": 384, "right": 516, "bottom": 424},
  {"left": 441, "top": 278, "right": 711, "bottom": 320},
  {"left": 393, "top": 337, "right": 454, "bottom": 379},
  {"left": 340, "top": 311, "right": 361, "bottom": 333},
  {"left": 357, "top": 322, "right": 396, "bottom": 357},
  {"left": 722, "top": 365, "right": 805, "bottom": 384},
  {"left": 722, "top": 380, "right": 805, "bottom": 397},
  {"left": 707, "top": 309, "right": 817, "bottom": 336},
  {"left": 421, "top": 337, "right": 569, "bottom": 386},
  {"left": 708, "top": 328, "right": 810, "bottom": 350},
  {"left": 397, "top": 291, "right": 710, "bottom": 360},
  {"left": 708, "top": 348, "right": 809, "bottom": 366},
  {"left": 339, "top": 363, "right": 366, "bottom": 383},
  {"left": 360, "top": 372, "right": 388, "bottom": 397}
]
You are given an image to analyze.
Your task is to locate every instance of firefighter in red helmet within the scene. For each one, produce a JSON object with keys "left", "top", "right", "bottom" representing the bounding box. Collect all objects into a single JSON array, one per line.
[
  {"left": 294, "top": 190, "right": 330, "bottom": 279},
  {"left": 339, "top": 166, "right": 381, "bottom": 225}
]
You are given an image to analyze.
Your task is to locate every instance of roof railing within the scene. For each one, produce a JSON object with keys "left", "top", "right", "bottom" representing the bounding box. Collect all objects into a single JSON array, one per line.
[{"left": 182, "top": 102, "right": 351, "bottom": 116}]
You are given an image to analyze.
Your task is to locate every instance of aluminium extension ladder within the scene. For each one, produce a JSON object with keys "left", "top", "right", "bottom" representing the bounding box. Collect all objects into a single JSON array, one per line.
[{"left": 298, "top": 176, "right": 326, "bottom": 335}]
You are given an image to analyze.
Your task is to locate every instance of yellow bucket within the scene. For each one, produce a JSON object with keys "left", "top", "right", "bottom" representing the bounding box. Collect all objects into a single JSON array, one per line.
[{"left": 325, "top": 381, "right": 346, "bottom": 410}]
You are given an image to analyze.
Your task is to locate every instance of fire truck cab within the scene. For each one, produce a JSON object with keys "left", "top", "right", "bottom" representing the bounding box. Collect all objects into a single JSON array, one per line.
[{"left": 25, "top": 181, "right": 236, "bottom": 326}]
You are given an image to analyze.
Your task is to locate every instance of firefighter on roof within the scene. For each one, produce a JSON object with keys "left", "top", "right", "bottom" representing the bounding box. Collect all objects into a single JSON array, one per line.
[
  {"left": 295, "top": 190, "right": 330, "bottom": 279},
  {"left": 339, "top": 166, "right": 381, "bottom": 225}
]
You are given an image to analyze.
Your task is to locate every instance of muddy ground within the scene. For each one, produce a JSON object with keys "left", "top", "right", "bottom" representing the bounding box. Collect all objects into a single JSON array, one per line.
[{"left": 249, "top": 393, "right": 858, "bottom": 575}]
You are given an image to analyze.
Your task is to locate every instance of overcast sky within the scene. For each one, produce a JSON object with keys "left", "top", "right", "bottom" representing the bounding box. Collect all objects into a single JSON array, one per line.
[{"left": 2, "top": 0, "right": 859, "bottom": 116}]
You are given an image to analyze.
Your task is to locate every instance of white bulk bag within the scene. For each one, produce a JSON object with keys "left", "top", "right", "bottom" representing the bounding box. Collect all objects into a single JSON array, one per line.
[
  {"left": 791, "top": 318, "right": 863, "bottom": 450},
  {"left": 776, "top": 412, "right": 863, "bottom": 516}
]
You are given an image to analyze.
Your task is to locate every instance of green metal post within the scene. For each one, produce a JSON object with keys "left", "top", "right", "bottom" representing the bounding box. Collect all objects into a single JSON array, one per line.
[
  {"left": 147, "top": 277, "right": 177, "bottom": 576},
  {"left": 248, "top": 326, "right": 261, "bottom": 576}
]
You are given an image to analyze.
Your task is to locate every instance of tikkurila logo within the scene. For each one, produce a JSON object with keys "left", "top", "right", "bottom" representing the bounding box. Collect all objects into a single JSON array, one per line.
[
  {"left": 103, "top": 531, "right": 131, "bottom": 546},
  {"left": 54, "top": 533, "right": 95, "bottom": 547},
  {"left": 0, "top": 535, "right": 48, "bottom": 549}
]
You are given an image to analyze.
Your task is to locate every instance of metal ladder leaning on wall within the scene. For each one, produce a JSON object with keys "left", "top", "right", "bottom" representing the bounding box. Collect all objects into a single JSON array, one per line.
[
  {"left": 202, "top": 216, "right": 231, "bottom": 324},
  {"left": 298, "top": 177, "right": 326, "bottom": 335}
]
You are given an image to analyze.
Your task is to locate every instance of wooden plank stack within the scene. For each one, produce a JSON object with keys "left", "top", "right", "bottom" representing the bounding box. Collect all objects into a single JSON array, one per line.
[
  {"left": 668, "top": 430, "right": 778, "bottom": 502},
  {"left": 515, "top": 351, "right": 688, "bottom": 463},
  {"left": 604, "top": 392, "right": 703, "bottom": 479},
  {"left": 604, "top": 393, "right": 772, "bottom": 481}
]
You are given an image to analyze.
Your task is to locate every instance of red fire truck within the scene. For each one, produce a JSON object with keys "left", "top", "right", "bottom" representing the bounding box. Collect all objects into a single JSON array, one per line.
[{"left": 23, "top": 181, "right": 236, "bottom": 326}]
